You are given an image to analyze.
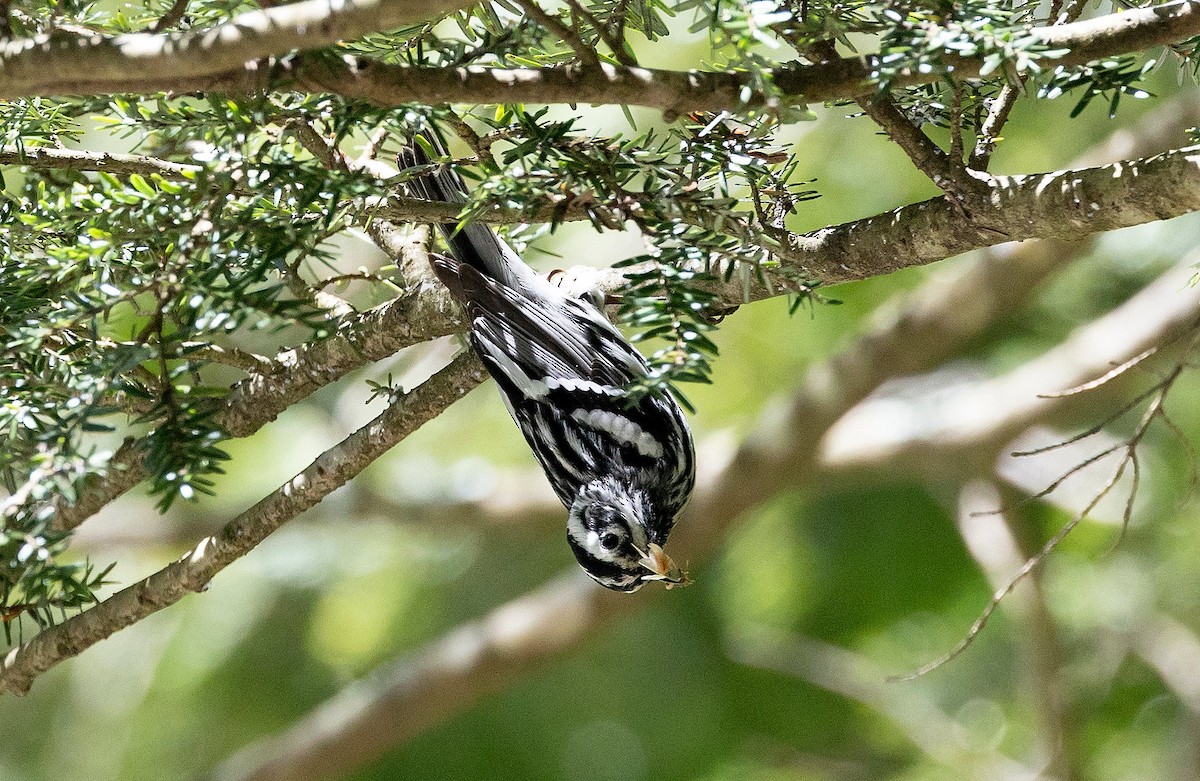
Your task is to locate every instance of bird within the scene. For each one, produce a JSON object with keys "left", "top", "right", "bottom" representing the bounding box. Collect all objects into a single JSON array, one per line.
[{"left": 399, "top": 132, "right": 696, "bottom": 592}]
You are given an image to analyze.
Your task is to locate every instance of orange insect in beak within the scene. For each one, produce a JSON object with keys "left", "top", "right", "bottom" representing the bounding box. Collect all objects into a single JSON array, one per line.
[{"left": 638, "top": 543, "right": 686, "bottom": 587}]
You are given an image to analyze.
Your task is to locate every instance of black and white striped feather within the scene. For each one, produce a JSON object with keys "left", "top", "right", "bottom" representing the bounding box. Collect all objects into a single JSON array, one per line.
[{"left": 400, "top": 134, "right": 695, "bottom": 592}]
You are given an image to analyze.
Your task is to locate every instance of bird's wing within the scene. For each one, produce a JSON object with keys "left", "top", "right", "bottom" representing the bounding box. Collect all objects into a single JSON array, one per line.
[{"left": 458, "top": 263, "right": 645, "bottom": 392}]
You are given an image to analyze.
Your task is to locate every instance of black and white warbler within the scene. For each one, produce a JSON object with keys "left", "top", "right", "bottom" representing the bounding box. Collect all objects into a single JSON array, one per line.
[{"left": 400, "top": 135, "right": 696, "bottom": 592}]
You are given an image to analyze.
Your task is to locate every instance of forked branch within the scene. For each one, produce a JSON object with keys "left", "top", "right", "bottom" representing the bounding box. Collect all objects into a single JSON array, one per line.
[{"left": 892, "top": 321, "right": 1200, "bottom": 680}]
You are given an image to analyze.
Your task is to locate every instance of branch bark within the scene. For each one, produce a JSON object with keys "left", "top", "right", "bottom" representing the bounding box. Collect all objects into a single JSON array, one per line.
[
  {"left": 2, "top": 1, "right": 1199, "bottom": 111},
  {"left": 288, "top": 0, "right": 1200, "bottom": 113},
  {"left": 821, "top": 265, "right": 1200, "bottom": 477},
  {"left": 0, "top": 0, "right": 476, "bottom": 98},
  {"left": 647, "top": 144, "right": 1200, "bottom": 307},
  {"left": 0, "top": 145, "right": 203, "bottom": 177}
]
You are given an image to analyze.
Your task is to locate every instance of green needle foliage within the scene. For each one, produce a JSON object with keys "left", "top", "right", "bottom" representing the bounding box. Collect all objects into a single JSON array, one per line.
[{"left": 0, "top": 0, "right": 1192, "bottom": 641}]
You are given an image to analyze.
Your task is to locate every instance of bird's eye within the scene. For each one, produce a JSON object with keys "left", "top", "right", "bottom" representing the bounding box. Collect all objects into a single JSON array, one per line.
[{"left": 600, "top": 532, "right": 621, "bottom": 551}]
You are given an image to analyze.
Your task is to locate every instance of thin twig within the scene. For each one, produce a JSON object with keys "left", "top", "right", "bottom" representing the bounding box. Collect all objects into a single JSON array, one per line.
[
  {"left": 358, "top": 124, "right": 392, "bottom": 166},
  {"left": 807, "top": 40, "right": 987, "bottom": 199},
  {"left": 317, "top": 272, "right": 391, "bottom": 289},
  {"left": 1011, "top": 381, "right": 1164, "bottom": 456},
  {"left": 515, "top": 0, "right": 598, "bottom": 65},
  {"left": 1038, "top": 345, "right": 1162, "bottom": 398},
  {"left": 177, "top": 342, "right": 276, "bottom": 372},
  {"left": 566, "top": 0, "right": 636, "bottom": 65},
  {"left": 969, "top": 0, "right": 1089, "bottom": 170},
  {"left": 856, "top": 93, "right": 988, "bottom": 198},
  {"left": 891, "top": 447, "right": 1134, "bottom": 681},
  {"left": 1111, "top": 448, "right": 1140, "bottom": 552},
  {"left": 0, "top": 145, "right": 202, "bottom": 178},
  {"left": 958, "top": 481, "right": 1075, "bottom": 777},
  {"left": 147, "top": 0, "right": 189, "bottom": 32},
  {"left": 283, "top": 117, "right": 346, "bottom": 171},
  {"left": 970, "top": 83, "right": 1022, "bottom": 170},
  {"left": 439, "top": 107, "right": 495, "bottom": 168},
  {"left": 972, "top": 442, "right": 1125, "bottom": 516}
]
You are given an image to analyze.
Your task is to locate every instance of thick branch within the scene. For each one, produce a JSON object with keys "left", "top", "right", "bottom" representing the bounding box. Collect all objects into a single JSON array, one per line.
[
  {"left": 51, "top": 285, "right": 465, "bottom": 531},
  {"left": 50, "top": 439, "right": 147, "bottom": 530},
  {"left": 821, "top": 266, "right": 1200, "bottom": 476},
  {"left": 209, "top": 573, "right": 627, "bottom": 781},
  {"left": 1, "top": 352, "right": 486, "bottom": 696},
  {"left": 0, "top": 145, "right": 202, "bottom": 177},
  {"left": 227, "top": 143, "right": 1200, "bottom": 439},
  {"left": 549, "top": 144, "right": 1200, "bottom": 309},
  {"left": 2, "top": 2, "right": 1199, "bottom": 110},
  {"left": 289, "top": 0, "right": 1200, "bottom": 112},
  {"left": 0, "top": 0, "right": 476, "bottom": 98}
]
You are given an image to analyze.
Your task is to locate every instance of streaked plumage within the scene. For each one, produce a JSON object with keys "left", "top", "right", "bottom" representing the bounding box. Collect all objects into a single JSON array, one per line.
[{"left": 400, "top": 134, "right": 695, "bottom": 591}]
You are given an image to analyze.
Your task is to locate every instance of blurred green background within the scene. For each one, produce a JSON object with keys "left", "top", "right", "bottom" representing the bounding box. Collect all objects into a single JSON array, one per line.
[{"left": 6, "top": 11, "right": 1200, "bottom": 781}]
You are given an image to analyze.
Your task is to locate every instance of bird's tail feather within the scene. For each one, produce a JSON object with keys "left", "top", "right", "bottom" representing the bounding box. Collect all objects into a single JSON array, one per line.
[
  {"left": 399, "top": 131, "right": 525, "bottom": 289},
  {"left": 397, "top": 134, "right": 467, "bottom": 207}
]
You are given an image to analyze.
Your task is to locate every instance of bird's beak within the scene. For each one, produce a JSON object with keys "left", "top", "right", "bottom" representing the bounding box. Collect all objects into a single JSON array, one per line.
[{"left": 638, "top": 543, "right": 685, "bottom": 586}]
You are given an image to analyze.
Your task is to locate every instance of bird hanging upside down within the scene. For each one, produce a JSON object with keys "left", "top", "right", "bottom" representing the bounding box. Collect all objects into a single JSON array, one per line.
[{"left": 399, "top": 133, "right": 696, "bottom": 592}]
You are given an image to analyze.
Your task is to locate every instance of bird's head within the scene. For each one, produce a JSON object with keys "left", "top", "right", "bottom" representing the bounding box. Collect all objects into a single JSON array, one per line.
[{"left": 566, "top": 477, "right": 685, "bottom": 592}]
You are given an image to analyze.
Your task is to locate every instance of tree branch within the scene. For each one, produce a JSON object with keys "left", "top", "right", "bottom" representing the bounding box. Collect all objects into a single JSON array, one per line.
[
  {"left": 209, "top": 572, "right": 629, "bottom": 781},
  {"left": 956, "top": 482, "right": 1075, "bottom": 776},
  {"left": 805, "top": 39, "right": 982, "bottom": 197},
  {"left": 514, "top": 0, "right": 598, "bottom": 65},
  {"left": 376, "top": 140, "right": 1200, "bottom": 296},
  {"left": 47, "top": 284, "right": 465, "bottom": 532},
  {"left": 821, "top": 265, "right": 1200, "bottom": 477},
  {"left": 850, "top": 91, "right": 986, "bottom": 197},
  {"left": 1, "top": 351, "right": 486, "bottom": 696},
  {"left": 970, "top": 83, "right": 1022, "bottom": 170},
  {"left": 291, "top": 0, "right": 1200, "bottom": 114},
  {"left": 0, "top": 0, "right": 477, "bottom": 99},
  {"left": 2, "top": 2, "right": 1199, "bottom": 110},
  {"left": 969, "top": 0, "right": 1089, "bottom": 170},
  {"left": 0, "top": 145, "right": 203, "bottom": 177},
  {"left": 765, "top": 144, "right": 1200, "bottom": 287}
]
